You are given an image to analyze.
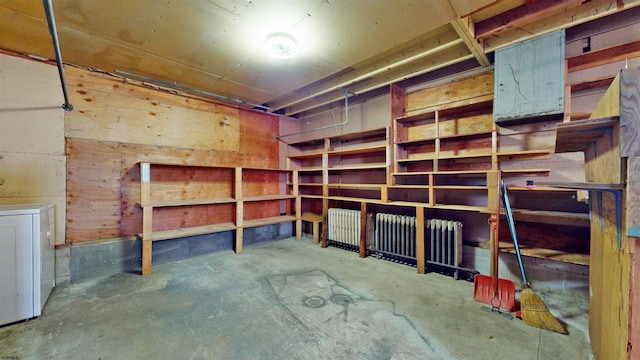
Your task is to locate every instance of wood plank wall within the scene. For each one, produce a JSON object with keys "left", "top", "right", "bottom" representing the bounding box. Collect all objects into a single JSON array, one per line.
[
  {"left": 0, "top": 53, "right": 66, "bottom": 245},
  {"left": 64, "top": 66, "right": 280, "bottom": 242},
  {"left": 586, "top": 71, "right": 631, "bottom": 360}
]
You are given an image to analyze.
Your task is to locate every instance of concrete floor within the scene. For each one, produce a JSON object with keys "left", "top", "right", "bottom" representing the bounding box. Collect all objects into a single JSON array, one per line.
[{"left": 1, "top": 236, "right": 592, "bottom": 359}]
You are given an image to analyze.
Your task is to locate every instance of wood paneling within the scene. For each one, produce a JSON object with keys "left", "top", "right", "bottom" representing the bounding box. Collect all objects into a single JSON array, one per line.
[
  {"left": 65, "top": 66, "right": 280, "bottom": 243},
  {"left": 406, "top": 71, "right": 494, "bottom": 115},
  {"left": 586, "top": 69, "right": 633, "bottom": 360},
  {"left": 65, "top": 139, "right": 122, "bottom": 241},
  {"left": 65, "top": 72, "right": 241, "bottom": 151},
  {"left": 0, "top": 53, "right": 66, "bottom": 245},
  {"left": 620, "top": 68, "right": 640, "bottom": 157}
]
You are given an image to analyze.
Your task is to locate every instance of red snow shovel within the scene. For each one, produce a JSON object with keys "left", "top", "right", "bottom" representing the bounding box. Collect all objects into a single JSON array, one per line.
[{"left": 473, "top": 215, "right": 516, "bottom": 312}]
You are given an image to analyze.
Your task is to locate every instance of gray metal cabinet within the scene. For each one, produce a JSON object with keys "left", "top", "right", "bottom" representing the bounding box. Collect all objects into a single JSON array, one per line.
[{"left": 494, "top": 30, "right": 565, "bottom": 123}]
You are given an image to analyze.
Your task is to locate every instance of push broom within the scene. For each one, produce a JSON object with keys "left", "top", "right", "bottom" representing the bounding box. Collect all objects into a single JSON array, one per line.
[{"left": 500, "top": 180, "right": 567, "bottom": 334}]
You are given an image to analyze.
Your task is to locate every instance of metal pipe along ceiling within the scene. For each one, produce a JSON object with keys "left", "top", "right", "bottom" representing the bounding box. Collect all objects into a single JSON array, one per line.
[
  {"left": 43, "top": 0, "right": 73, "bottom": 111},
  {"left": 275, "top": 89, "right": 353, "bottom": 142}
]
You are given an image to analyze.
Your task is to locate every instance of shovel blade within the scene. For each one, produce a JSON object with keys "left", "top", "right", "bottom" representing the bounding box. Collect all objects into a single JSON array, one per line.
[{"left": 473, "top": 274, "right": 516, "bottom": 311}]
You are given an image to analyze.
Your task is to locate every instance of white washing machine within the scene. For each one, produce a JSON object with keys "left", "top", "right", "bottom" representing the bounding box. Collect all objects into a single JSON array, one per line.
[{"left": 0, "top": 203, "right": 55, "bottom": 326}]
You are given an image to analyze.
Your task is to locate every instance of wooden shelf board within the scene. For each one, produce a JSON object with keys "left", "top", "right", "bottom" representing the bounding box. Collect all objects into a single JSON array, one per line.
[
  {"left": 397, "top": 157, "right": 435, "bottom": 163},
  {"left": 298, "top": 183, "right": 323, "bottom": 187},
  {"left": 392, "top": 171, "right": 431, "bottom": 177},
  {"left": 388, "top": 185, "right": 429, "bottom": 190},
  {"left": 438, "top": 153, "right": 492, "bottom": 160},
  {"left": 433, "top": 186, "right": 488, "bottom": 190},
  {"left": 554, "top": 116, "right": 620, "bottom": 153},
  {"left": 328, "top": 164, "right": 388, "bottom": 171},
  {"left": 242, "top": 167, "right": 293, "bottom": 173},
  {"left": 331, "top": 127, "right": 387, "bottom": 142},
  {"left": 288, "top": 152, "right": 324, "bottom": 159},
  {"left": 241, "top": 195, "right": 296, "bottom": 202},
  {"left": 141, "top": 222, "right": 236, "bottom": 242},
  {"left": 499, "top": 244, "right": 589, "bottom": 266},
  {"left": 497, "top": 150, "right": 552, "bottom": 161},
  {"left": 328, "top": 196, "right": 384, "bottom": 204},
  {"left": 396, "top": 138, "right": 436, "bottom": 146},
  {"left": 536, "top": 181, "right": 624, "bottom": 191},
  {"left": 300, "top": 195, "right": 324, "bottom": 199},
  {"left": 243, "top": 215, "right": 296, "bottom": 228},
  {"left": 438, "top": 130, "right": 493, "bottom": 140},
  {"left": 327, "top": 144, "right": 387, "bottom": 156},
  {"left": 502, "top": 209, "right": 590, "bottom": 227},
  {"left": 395, "top": 111, "right": 436, "bottom": 124},
  {"left": 298, "top": 167, "right": 324, "bottom": 173},
  {"left": 139, "top": 162, "right": 235, "bottom": 170},
  {"left": 432, "top": 170, "right": 493, "bottom": 176},
  {"left": 506, "top": 186, "right": 578, "bottom": 192},
  {"left": 327, "top": 183, "right": 384, "bottom": 189},
  {"left": 141, "top": 198, "right": 236, "bottom": 207},
  {"left": 393, "top": 170, "right": 491, "bottom": 177},
  {"left": 501, "top": 168, "right": 550, "bottom": 176},
  {"left": 570, "top": 75, "right": 616, "bottom": 93},
  {"left": 286, "top": 138, "right": 325, "bottom": 148},
  {"left": 385, "top": 200, "right": 431, "bottom": 207},
  {"left": 433, "top": 204, "right": 492, "bottom": 213}
]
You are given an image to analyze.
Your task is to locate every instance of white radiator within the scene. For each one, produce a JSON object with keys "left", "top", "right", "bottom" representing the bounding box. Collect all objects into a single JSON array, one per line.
[
  {"left": 374, "top": 213, "right": 416, "bottom": 259},
  {"left": 373, "top": 214, "right": 463, "bottom": 268},
  {"left": 327, "top": 208, "right": 361, "bottom": 246},
  {"left": 428, "top": 219, "right": 463, "bottom": 268}
]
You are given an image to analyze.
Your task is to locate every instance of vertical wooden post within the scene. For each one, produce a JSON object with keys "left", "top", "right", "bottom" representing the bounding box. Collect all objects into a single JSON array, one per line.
[
  {"left": 142, "top": 206, "right": 153, "bottom": 275},
  {"left": 428, "top": 173, "right": 435, "bottom": 207},
  {"left": 359, "top": 202, "right": 367, "bottom": 258},
  {"left": 488, "top": 213, "right": 498, "bottom": 278},
  {"left": 487, "top": 171, "right": 499, "bottom": 212},
  {"left": 416, "top": 206, "right": 426, "bottom": 274},
  {"left": 235, "top": 167, "right": 243, "bottom": 254},
  {"left": 140, "top": 162, "right": 153, "bottom": 275},
  {"left": 434, "top": 110, "right": 440, "bottom": 172},
  {"left": 563, "top": 59, "right": 571, "bottom": 123},
  {"left": 293, "top": 170, "right": 302, "bottom": 240},
  {"left": 321, "top": 138, "right": 330, "bottom": 248}
]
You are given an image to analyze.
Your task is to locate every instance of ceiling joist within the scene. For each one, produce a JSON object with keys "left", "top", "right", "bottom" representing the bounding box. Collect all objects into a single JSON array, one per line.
[
  {"left": 268, "top": 25, "right": 462, "bottom": 113},
  {"left": 474, "top": 0, "right": 584, "bottom": 39},
  {"left": 479, "top": 0, "right": 640, "bottom": 52},
  {"left": 283, "top": 43, "right": 474, "bottom": 116},
  {"left": 450, "top": 16, "right": 490, "bottom": 67}
]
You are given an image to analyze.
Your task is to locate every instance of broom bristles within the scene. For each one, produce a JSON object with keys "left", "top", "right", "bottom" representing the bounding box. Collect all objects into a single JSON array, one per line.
[{"left": 520, "top": 287, "right": 567, "bottom": 334}]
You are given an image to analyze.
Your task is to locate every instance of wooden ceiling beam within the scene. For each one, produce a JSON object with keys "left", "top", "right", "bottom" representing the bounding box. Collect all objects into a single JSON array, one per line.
[
  {"left": 567, "top": 40, "right": 640, "bottom": 72},
  {"left": 267, "top": 25, "right": 461, "bottom": 112},
  {"left": 474, "top": 0, "right": 584, "bottom": 38},
  {"left": 450, "top": 16, "right": 490, "bottom": 67},
  {"left": 283, "top": 44, "right": 474, "bottom": 116},
  {"left": 480, "top": 0, "right": 640, "bottom": 53}
]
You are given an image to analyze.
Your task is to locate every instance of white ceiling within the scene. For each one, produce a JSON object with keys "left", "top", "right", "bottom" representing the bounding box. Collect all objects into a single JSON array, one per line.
[{"left": 0, "top": 0, "right": 638, "bottom": 116}]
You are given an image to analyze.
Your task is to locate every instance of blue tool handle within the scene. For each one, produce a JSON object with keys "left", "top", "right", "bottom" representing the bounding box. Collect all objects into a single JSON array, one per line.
[{"left": 500, "top": 180, "right": 529, "bottom": 286}]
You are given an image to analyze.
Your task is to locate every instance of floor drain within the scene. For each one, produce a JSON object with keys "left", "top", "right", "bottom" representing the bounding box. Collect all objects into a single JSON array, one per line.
[
  {"left": 303, "top": 296, "right": 326, "bottom": 308},
  {"left": 331, "top": 294, "right": 351, "bottom": 305}
]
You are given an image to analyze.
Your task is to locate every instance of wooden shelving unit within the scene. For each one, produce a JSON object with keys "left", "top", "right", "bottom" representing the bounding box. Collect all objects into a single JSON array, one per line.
[
  {"left": 138, "top": 162, "right": 298, "bottom": 275},
  {"left": 285, "top": 85, "right": 592, "bottom": 271}
]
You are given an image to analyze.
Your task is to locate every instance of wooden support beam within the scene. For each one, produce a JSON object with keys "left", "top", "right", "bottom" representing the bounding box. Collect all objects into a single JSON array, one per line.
[
  {"left": 359, "top": 202, "right": 367, "bottom": 258},
  {"left": 568, "top": 40, "right": 640, "bottom": 72},
  {"left": 451, "top": 16, "right": 490, "bottom": 67},
  {"left": 475, "top": 0, "right": 583, "bottom": 38},
  {"left": 570, "top": 75, "right": 616, "bottom": 93},
  {"left": 480, "top": 0, "right": 640, "bottom": 53},
  {"left": 416, "top": 206, "right": 426, "bottom": 274}
]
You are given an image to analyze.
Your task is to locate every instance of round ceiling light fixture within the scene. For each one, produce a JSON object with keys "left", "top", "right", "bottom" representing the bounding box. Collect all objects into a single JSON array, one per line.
[{"left": 265, "top": 32, "right": 298, "bottom": 59}]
